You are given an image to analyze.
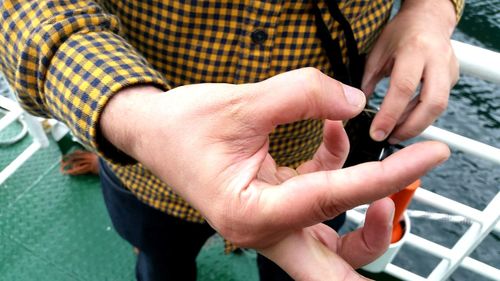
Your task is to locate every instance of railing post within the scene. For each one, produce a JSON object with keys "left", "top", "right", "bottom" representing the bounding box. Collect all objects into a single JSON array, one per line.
[{"left": 23, "top": 113, "right": 50, "bottom": 148}]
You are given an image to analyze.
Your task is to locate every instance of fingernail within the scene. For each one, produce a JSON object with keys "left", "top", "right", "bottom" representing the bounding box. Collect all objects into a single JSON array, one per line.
[
  {"left": 371, "top": 129, "right": 386, "bottom": 141},
  {"left": 342, "top": 84, "right": 365, "bottom": 107},
  {"left": 388, "top": 137, "right": 400, "bottom": 144}
]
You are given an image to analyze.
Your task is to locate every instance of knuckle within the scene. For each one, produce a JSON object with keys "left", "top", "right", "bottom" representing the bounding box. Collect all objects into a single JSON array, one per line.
[
  {"left": 392, "top": 78, "right": 418, "bottom": 96},
  {"left": 300, "top": 67, "right": 324, "bottom": 94},
  {"left": 301, "top": 67, "right": 323, "bottom": 81},
  {"left": 298, "top": 67, "right": 327, "bottom": 114},
  {"left": 315, "top": 173, "right": 345, "bottom": 219},
  {"left": 317, "top": 201, "right": 343, "bottom": 221},
  {"left": 409, "top": 33, "right": 432, "bottom": 50},
  {"left": 410, "top": 33, "right": 453, "bottom": 59},
  {"left": 428, "top": 97, "right": 448, "bottom": 115},
  {"left": 412, "top": 33, "right": 441, "bottom": 50},
  {"left": 379, "top": 111, "right": 400, "bottom": 127}
]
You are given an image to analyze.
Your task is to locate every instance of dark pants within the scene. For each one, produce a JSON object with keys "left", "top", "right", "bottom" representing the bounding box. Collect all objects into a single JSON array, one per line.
[{"left": 99, "top": 158, "right": 344, "bottom": 281}]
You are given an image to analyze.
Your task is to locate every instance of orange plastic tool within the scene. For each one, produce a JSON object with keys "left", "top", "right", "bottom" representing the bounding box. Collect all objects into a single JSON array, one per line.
[{"left": 390, "top": 179, "right": 420, "bottom": 243}]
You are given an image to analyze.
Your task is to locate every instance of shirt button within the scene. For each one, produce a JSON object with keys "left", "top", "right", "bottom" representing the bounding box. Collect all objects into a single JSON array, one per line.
[{"left": 251, "top": 29, "right": 268, "bottom": 44}]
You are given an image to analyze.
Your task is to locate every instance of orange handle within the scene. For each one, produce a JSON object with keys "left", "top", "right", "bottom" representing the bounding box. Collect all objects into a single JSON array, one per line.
[{"left": 389, "top": 179, "right": 420, "bottom": 243}]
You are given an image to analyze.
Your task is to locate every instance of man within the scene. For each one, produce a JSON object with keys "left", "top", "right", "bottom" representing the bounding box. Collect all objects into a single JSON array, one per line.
[{"left": 0, "top": 0, "right": 461, "bottom": 280}]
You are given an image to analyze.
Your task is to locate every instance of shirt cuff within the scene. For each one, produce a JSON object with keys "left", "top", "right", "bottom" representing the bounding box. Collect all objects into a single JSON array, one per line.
[
  {"left": 44, "top": 31, "right": 170, "bottom": 165},
  {"left": 449, "top": 0, "right": 465, "bottom": 23}
]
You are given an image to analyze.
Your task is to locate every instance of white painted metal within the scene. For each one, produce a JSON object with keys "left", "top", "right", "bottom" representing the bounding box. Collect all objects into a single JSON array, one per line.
[
  {"left": 0, "top": 95, "right": 50, "bottom": 147},
  {"left": 0, "top": 142, "right": 41, "bottom": 185},
  {"left": 0, "top": 110, "right": 21, "bottom": 131},
  {"left": 23, "top": 114, "right": 49, "bottom": 147},
  {"left": 415, "top": 188, "right": 500, "bottom": 235},
  {"left": 0, "top": 95, "right": 19, "bottom": 111},
  {"left": 428, "top": 193, "right": 500, "bottom": 281},
  {"left": 458, "top": 255, "right": 500, "bottom": 281},
  {"left": 0, "top": 95, "right": 23, "bottom": 131},
  {"left": 385, "top": 264, "right": 428, "bottom": 281},
  {"left": 407, "top": 231, "right": 500, "bottom": 280},
  {"left": 0, "top": 92, "right": 49, "bottom": 185},
  {"left": 347, "top": 195, "right": 500, "bottom": 281},
  {"left": 451, "top": 40, "right": 500, "bottom": 84},
  {"left": 421, "top": 125, "right": 500, "bottom": 166}
]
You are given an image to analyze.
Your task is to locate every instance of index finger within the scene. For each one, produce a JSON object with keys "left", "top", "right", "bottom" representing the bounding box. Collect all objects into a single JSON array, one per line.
[
  {"left": 389, "top": 63, "right": 452, "bottom": 142},
  {"left": 370, "top": 52, "right": 424, "bottom": 141},
  {"left": 260, "top": 141, "right": 450, "bottom": 228}
]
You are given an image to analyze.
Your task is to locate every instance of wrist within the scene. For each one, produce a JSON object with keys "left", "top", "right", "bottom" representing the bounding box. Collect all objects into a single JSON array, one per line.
[
  {"left": 400, "top": 0, "right": 457, "bottom": 36},
  {"left": 100, "top": 85, "right": 164, "bottom": 161}
]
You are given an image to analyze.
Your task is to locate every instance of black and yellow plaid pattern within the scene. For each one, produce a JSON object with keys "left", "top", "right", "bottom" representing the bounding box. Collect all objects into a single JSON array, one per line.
[{"left": 1, "top": 0, "right": 463, "bottom": 233}]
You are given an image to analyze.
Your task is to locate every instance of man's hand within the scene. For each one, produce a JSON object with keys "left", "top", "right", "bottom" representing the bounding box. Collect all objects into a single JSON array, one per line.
[
  {"left": 261, "top": 199, "right": 395, "bottom": 281},
  {"left": 101, "top": 68, "right": 450, "bottom": 280},
  {"left": 362, "top": 0, "right": 459, "bottom": 144}
]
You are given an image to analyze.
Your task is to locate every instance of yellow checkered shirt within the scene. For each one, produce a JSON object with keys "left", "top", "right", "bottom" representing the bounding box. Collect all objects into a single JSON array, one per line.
[{"left": 0, "top": 0, "right": 463, "bottom": 250}]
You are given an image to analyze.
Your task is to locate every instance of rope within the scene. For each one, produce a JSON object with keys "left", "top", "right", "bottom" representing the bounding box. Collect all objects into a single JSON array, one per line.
[
  {"left": 406, "top": 210, "right": 474, "bottom": 225},
  {"left": 352, "top": 206, "right": 474, "bottom": 225}
]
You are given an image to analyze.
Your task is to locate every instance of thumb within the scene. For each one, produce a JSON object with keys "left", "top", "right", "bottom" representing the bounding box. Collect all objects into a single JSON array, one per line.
[
  {"left": 246, "top": 68, "right": 366, "bottom": 130},
  {"left": 259, "top": 225, "right": 370, "bottom": 281}
]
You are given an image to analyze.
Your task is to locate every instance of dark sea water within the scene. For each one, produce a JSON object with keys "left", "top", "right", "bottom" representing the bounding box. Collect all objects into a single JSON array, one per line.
[{"left": 371, "top": 1, "right": 500, "bottom": 280}]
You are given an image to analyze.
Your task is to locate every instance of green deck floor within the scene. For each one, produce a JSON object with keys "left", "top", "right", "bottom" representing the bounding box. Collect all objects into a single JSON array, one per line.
[{"left": 0, "top": 118, "right": 259, "bottom": 281}]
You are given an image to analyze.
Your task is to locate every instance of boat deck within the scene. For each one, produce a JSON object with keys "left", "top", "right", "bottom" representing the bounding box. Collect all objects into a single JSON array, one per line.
[{"left": 0, "top": 124, "right": 264, "bottom": 281}]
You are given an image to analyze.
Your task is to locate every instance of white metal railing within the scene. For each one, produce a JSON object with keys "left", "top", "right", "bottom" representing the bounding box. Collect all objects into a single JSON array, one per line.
[
  {"left": 451, "top": 40, "right": 500, "bottom": 85},
  {"left": 348, "top": 164, "right": 500, "bottom": 281},
  {"left": 347, "top": 40, "right": 500, "bottom": 281},
  {"left": 422, "top": 126, "right": 500, "bottom": 166},
  {"left": 0, "top": 92, "right": 49, "bottom": 186}
]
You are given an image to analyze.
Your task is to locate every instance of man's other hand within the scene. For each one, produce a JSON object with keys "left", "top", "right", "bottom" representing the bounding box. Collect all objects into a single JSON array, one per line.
[{"left": 362, "top": 0, "right": 459, "bottom": 144}]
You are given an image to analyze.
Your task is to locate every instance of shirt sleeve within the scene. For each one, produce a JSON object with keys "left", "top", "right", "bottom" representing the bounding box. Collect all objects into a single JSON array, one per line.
[
  {"left": 0, "top": 1, "right": 170, "bottom": 164},
  {"left": 450, "top": 0, "right": 465, "bottom": 22}
]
